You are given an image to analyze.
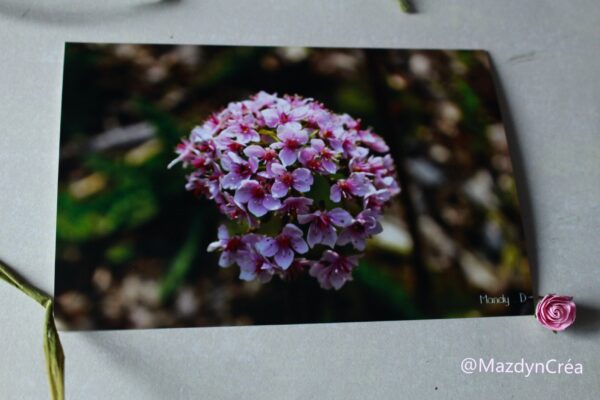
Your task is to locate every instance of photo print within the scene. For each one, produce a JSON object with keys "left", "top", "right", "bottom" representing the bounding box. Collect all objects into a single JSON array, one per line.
[{"left": 55, "top": 43, "right": 533, "bottom": 330}]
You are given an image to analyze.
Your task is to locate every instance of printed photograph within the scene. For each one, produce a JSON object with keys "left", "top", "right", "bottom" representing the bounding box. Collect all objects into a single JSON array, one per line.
[{"left": 55, "top": 43, "right": 533, "bottom": 330}]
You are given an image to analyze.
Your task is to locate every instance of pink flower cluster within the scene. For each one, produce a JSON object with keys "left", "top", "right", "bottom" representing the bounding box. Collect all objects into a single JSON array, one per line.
[{"left": 171, "top": 92, "right": 399, "bottom": 290}]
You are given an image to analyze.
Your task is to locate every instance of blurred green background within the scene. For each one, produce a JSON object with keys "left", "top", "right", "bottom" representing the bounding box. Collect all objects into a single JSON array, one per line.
[{"left": 55, "top": 44, "right": 532, "bottom": 330}]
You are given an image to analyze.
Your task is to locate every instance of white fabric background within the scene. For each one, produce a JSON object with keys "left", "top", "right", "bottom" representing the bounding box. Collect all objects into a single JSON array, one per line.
[{"left": 0, "top": 1, "right": 599, "bottom": 399}]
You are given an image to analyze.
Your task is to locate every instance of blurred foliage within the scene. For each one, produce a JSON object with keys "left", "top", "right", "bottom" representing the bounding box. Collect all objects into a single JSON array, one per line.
[{"left": 55, "top": 44, "right": 532, "bottom": 330}]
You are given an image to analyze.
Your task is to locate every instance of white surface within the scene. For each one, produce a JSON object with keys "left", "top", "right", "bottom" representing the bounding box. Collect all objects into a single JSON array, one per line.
[{"left": 1, "top": 0, "right": 599, "bottom": 399}]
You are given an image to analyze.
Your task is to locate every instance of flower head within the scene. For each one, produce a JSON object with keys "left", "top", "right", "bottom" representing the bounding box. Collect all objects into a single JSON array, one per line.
[{"left": 171, "top": 92, "right": 399, "bottom": 289}]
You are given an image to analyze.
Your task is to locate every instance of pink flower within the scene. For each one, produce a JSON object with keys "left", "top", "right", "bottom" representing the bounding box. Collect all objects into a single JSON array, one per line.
[
  {"left": 330, "top": 172, "right": 373, "bottom": 202},
  {"left": 222, "top": 115, "right": 260, "bottom": 144},
  {"left": 243, "top": 145, "right": 279, "bottom": 169},
  {"left": 256, "top": 224, "right": 309, "bottom": 269},
  {"left": 363, "top": 188, "right": 393, "bottom": 210},
  {"left": 280, "top": 196, "right": 313, "bottom": 216},
  {"left": 270, "top": 163, "right": 313, "bottom": 198},
  {"left": 185, "top": 169, "right": 221, "bottom": 199},
  {"left": 535, "top": 294, "right": 576, "bottom": 332},
  {"left": 298, "top": 139, "right": 338, "bottom": 174},
  {"left": 278, "top": 258, "right": 314, "bottom": 281},
  {"left": 191, "top": 124, "right": 216, "bottom": 142},
  {"left": 234, "top": 180, "right": 281, "bottom": 217},
  {"left": 214, "top": 134, "right": 245, "bottom": 154},
  {"left": 309, "top": 250, "right": 359, "bottom": 290},
  {"left": 207, "top": 225, "right": 247, "bottom": 267},
  {"left": 337, "top": 209, "right": 382, "bottom": 250},
  {"left": 215, "top": 192, "right": 254, "bottom": 225},
  {"left": 358, "top": 129, "right": 389, "bottom": 153},
  {"left": 237, "top": 239, "right": 276, "bottom": 283},
  {"left": 261, "top": 100, "right": 309, "bottom": 128},
  {"left": 246, "top": 91, "right": 277, "bottom": 112},
  {"left": 220, "top": 152, "right": 258, "bottom": 189},
  {"left": 298, "top": 208, "right": 353, "bottom": 248},
  {"left": 271, "top": 122, "right": 309, "bottom": 166},
  {"left": 168, "top": 139, "right": 200, "bottom": 169}
]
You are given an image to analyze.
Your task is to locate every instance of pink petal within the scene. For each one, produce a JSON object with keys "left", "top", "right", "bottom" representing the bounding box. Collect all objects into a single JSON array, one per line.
[
  {"left": 234, "top": 184, "right": 253, "bottom": 203},
  {"left": 321, "top": 226, "right": 337, "bottom": 248},
  {"left": 272, "top": 182, "right": 289, "bottom": 198},
  {"left": 262, "top": 195, "right": 282, "bottom": 211},
  {"left": 243, "top": 145, "right": 265, "bottom": 158},
  {"left": 297, "top": 213, "right": 316, "bottom": 224},
  {"left": 256, "top": 238, "right": 278, "bottom": 257},
  {"left": 221, "top": 172, "right": 243, "bottom": 189},
  {"left": 217, "top": 225, "right": 229, "bottom": 240},
  {"left": 330, "top": 185, "right": 342, "bottom": 202},
  {"left": 336, "top": 228, "right": 352, "bottom": 246},
  {"left": 279, "top": 148, "right": 297, "bottom": 166},
  {"left": 307, "top": 223, "right": 322, "bottom": 248},
  {"left": 207, "top": 240, "right": 222, "bottom": 252},
  {"left": 275, "top": 248, "right": 294, "bottom": 269},
  {"left": 328, "top": 208, "right": 353, "bottom": 227},
  {"left": 261, "top": 109, "right": 280, "bottom": 128},
  {"left": 282, "top": 223, "right": 303, "bottom": 237},
  {"left": 291, "top": 237, "right": 308, "bottom": 254},
  {"left": 298, "top": 147, "right": 316, "bottom": 165},
  {"left": 330, "top": 272, "right": 347, "bottom": 290},
  {"left": 248, "top": 198, "right": 267, "bottom": 217},
  {"left": 219, "top": 252, "right": 235, "bottom": 268},
  {"left": 270, "top": 163, "right": 286, "bottom": 177},
  {"left": 322, "top": 159, "right": 337, "bottom": 174}
]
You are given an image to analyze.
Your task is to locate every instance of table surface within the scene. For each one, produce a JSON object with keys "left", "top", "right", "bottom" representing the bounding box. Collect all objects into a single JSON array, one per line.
[{"left": 1, "top": 1, "right": 599, "bottom": 399}]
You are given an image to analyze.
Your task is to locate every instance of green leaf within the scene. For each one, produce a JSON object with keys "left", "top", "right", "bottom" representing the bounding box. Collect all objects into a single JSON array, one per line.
[
  {"left": 159, "top": 214, "right": 203, "bottom": 302},
  {"left": 354, "top": 261, "right": 421, "bottom": 318},
  {"left": 306, "top": 174, "right": 335, "bottom": 209}
]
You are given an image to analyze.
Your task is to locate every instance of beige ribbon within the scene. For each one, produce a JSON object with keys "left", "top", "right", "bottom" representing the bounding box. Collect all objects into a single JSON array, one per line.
[{"left": 0, "top": 260, "right": 64, "bottom": 400}]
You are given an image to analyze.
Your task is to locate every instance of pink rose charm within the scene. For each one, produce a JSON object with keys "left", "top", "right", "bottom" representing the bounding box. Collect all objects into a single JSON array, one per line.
[{"left": 535, "top": 294, "right": 576, "bottom": 332}]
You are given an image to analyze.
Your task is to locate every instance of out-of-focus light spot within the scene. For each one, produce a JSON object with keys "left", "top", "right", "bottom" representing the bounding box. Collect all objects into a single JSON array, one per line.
[
  {"left": 125, "top": 138, "right": 163, "bottom": 165},
  {"left": 387, "top": 73, "right": 407, "bottom": 90},
  {"left": 277, "top": 47, "right": 308, "bottom": 63},
  {"left": 409, "top": 53, "right": 431, "bottom": 77},
  {"left": 69, "top": 172, "right": 107, "bottom": 199},
  {"left": 430, "top": 144, "right": 451, "bottom": 163}
]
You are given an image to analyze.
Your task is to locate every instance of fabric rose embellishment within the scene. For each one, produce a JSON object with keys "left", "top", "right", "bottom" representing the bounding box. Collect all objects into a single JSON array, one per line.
[
  {"left": 535, "top": 294, "right": 576, "bottom": 332},
  {"left": 170, "top": 92, "right": 400, "bottom": 290}
]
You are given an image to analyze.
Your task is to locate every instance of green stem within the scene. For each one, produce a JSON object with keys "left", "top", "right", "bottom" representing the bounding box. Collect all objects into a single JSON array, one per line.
[
  {"left": 398, "top": 0, "right": 413, "bottom": 13},
  {"left": 258, "top": 128, "right": 279, "bottom": 141},
  {"left": 0, "top": 260, "right": 65, "bottom": 400}
]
